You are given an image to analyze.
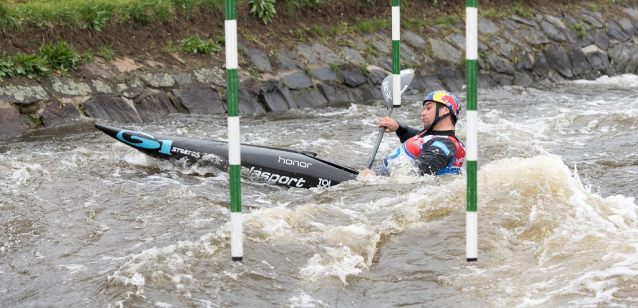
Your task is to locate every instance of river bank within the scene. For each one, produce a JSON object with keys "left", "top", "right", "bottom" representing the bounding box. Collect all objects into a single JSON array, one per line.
[{"left": 1, "top": 2, "right": 638, "bottom": 139}]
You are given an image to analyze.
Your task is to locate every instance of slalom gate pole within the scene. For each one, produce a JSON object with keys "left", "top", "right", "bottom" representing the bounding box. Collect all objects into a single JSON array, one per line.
[
  {"left": 465, "top": 0, "right": 478, "bottom": 262},
  {"left": 225, "top": 0, "right": 243, "bottom": 261},
  {"left": 392, "top": 0, "right": 401, "bottom": 108}
]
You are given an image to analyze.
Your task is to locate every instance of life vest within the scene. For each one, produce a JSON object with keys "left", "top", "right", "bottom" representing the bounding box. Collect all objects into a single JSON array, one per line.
[{"left": 382, "top": 134, "right": 466, "bottom": 175}]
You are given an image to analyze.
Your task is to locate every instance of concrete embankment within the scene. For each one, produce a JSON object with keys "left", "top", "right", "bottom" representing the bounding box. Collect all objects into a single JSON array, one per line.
[{"left": 2, "top": 5, "right": 638, "bottom": 139}]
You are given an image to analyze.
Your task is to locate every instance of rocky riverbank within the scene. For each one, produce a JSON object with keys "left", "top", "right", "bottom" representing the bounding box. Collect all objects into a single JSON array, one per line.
[{"left": 2, "top": 4, "right": 638, "bottom": 139}]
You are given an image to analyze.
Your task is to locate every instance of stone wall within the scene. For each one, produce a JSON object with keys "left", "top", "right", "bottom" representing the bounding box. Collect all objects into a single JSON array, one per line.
[{"left": 2, "top": 5, "right": 638, "bottom": 139}]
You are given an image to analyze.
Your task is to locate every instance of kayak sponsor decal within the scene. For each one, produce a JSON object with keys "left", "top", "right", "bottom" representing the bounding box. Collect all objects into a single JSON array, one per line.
[
  {"left": 318, "top": 178, "right": 332, "bottom": 188},
  {"left": 116, "top": 130, "right": 173, "bottom": 155},
  {"left": 249, "top": 166, "right": 307, "bottom": 187},
  {"left": 171, "top": 147, "right": 201, "bottom": 159},
  {"left": 278, "top": 156, "right": 313, "bottom": 168}
]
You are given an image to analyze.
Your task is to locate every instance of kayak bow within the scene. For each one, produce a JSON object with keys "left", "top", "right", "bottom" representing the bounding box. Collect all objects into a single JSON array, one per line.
[{"left": 95, "top": 123, "right": 359, "bottom": 188}]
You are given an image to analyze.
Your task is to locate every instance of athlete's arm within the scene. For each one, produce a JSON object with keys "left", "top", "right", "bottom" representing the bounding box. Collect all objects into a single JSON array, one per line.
[{"left": 395, "top": 123, "right": 422, "bottom": 143}]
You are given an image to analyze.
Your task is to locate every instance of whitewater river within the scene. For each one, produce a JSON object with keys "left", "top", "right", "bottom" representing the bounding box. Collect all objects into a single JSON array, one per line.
[{"left": 1, "top": 75, "right": 637, "bottom": 307}]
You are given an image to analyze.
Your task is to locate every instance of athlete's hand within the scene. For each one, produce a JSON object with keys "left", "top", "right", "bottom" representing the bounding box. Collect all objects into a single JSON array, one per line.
[
  {"left": 379, "top": 117, "right": 399, "bottom": 133},
  {"left": 360, "top": 168, "right": 374, "bottom": 177}
]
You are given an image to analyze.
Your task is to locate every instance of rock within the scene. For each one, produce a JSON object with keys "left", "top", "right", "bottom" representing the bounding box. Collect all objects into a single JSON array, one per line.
[
  {"left": 368, "top": 69, "right": 386, "bottom": 85},
  {"left": 46, "top": 76, "right": 92, "bottom": 96},
  {"left": 171, "top": 87, "right": 225, "bottom": 115},
  {"left": 173, "top": 73, "right": 192, "bottom": 86},
  {"left": 584, "top": 48, "right": 612, "bottom": 75},
  {"left": 430, "top": 38, "right": 462, "bottom": 63},
  {"left": 512, "top": 14, "right": 537, "bottom": 27},
  {"left": 0, "top": 100, "right": 21, "bottom": 138},
  {"left": 81, "top": 95, "right": 142, "bottom": 123},
  {"left": 360, "top": 84, "right": 383, "bottom": 103},
  {"left": 606, "top": 18, "right": 631, "bottom": 42},
  {"left": 134, "top": 90, "right": 179, "bottom": 122},
  {"left": 514, "top": 73, "right": 534, "bottom": 87},
  {"left": 403, "top": 30, "right": 426, "bottom": 49},
  {"left": 259, "top": 80, "right": 298, "bottom": 111},
  {"left": 293, "top": 88, "right": 328, "bottom": 108},
  {"left": 415, "top": 75, "right": 445, "bottom": 92},
  {"left": 275, "top": 50, "right": 304, "bottom": 71},
  {"left": 310, "top": 67, "right": 338, "bottom": 81},
  {"left": 503, "top": 30, "right": 529, "bottom": 51},
  {"left": 608, "top": 41, "right": 638, "bottom": 74},
  {"left": 372, "top": 39, "right": 390, "bottom": 54},
  {"left": 312, "top": 43, "right": 343, "bottom": 65},
  {"left": 41, "top": 101, "right": 81, "bottom": 127},
  {"left": 540, "top": 20, "right": 568, "bottom": 42},
  {"left": 342, "top": 69, "right": 368, "bottom": 88},
  {"left": 117, "top": 78, "right": 146, "bottom": 99},
  {"left": 448, "top": 32, "right": 466, "bottom": 50},
  {"left": 297, "top": 44, "right": 317, "bottom": 64},
  {"left": 92, "top": 79, "right": 113, "bottom": 94},
  {"left": 247, "top": 48, "right": 272, "bottom": 73},
  {"left": 623, "top": 7, "right": 638, "bottom": 21},
  {"left": 140, "top": 72, "right": 175, "bottom": 88},
  {"left": 238, "top": 89, "right": 266, "bottom": 114},
  {"left": 581, "top": 13, "right": 604, "bottom": 28},
  {"left": 282, "top": 71, "right": 314, "bottom": 90},
  {"left": 566, "top": 44, "right": 592, "bottom": 77},
  {"left": 544, "top": 46, "right": 573, "bottom": 78},
  {"left": 619, "top": 18, "right": 638, "bottom": 36},
  {"left": 515, "top": 53, "right": 534, "bottom": 71},
  {"left": 502, "top": 19, "right": 520, "bottom": 30},
  {"left": 594, "top": 29, "right": 610, "bottom": 50},
  {"left": 436, "top": 66, "right": 464, "bottom": 92},
  {"left": 533, "top": 52, "right": 550, "bottom": 79},
  {"left": 487, "top": 53, "right": 516, "bottom": 75},
  {"left": 478, "top": 19, "right": 499, "bottom": 34},
  {"left": 317, "top": 83, "right": 363, "bottom": 105},
  {"left": 340, "top": 46, "right": 366, "bottom": 66},
  {"left": 400, "top": 44, "right": 421, "bottom": 65},
  {"left": 0, "top": 84, "right": 49, "bottom": 104},
  {"left": 489, "top": 36, "right": 515, "bottom": 60},
  {"left": 193, "top": 67, "right": 226, "bottom": 87},
  {"left": 521, "top": 28, "right": 550, "bottom": 45},
  {"left": 545, "top": 15, "right": 566, "bottom": 29},
  {"left": 491, "top": 73, "right": 514, "bottom": 87}
]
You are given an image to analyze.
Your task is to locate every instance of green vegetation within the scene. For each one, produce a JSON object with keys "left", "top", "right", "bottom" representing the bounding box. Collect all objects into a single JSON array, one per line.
[
  {"left": 249, "top": 0, "right": 276, "bottom": 25},
  {"left": 39, "top": 40, "right": 81, "bottom": 71},
  {"left": 179, "top": 34, "right": 223, "bottom": 55},
  {"left": 573, "top": 23, "right": 586, "bottom": 38},
  {"left": 0, "top": 39, "right": 88, "bottom": 81},
  {"left": 31, "top": 115, "right": 42, "bottom": 126},
  {"left": 0, "top": 52, "right": 50, "bottom": 81},
  {"left": 0, "top": 0, "right": 224, "bottom": 31},
  {"left": 98, "top": 44, "right": 116, "bottom": 61}
]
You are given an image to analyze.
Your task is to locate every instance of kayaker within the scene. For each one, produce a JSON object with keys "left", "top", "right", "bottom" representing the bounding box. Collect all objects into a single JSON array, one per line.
[{"left": 360, "top": 90, "right": 466, "bottom": 177}]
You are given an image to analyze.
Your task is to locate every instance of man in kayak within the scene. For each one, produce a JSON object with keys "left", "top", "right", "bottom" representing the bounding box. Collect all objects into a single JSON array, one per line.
[{"left": 360, "top": 90, "right": 466, "bottom": 177}]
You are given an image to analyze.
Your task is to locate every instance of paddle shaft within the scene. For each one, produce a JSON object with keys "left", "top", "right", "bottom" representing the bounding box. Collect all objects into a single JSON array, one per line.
[{"left": 365, "top": 106, "right": 394, "bottom": 169}]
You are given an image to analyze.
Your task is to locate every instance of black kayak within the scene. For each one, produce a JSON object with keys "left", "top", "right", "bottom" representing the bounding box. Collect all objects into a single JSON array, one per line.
[{"left": 95, "top": 123, "right": 359, "bottom": 188}]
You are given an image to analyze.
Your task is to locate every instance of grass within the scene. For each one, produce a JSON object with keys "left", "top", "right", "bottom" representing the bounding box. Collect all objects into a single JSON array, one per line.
[{"left": 0, "top": 0, "right": 224, "bottom": 31}]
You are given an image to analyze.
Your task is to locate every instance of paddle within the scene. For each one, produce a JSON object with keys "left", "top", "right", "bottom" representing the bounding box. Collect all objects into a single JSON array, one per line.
[{"left": 365, "top": 69, "right": 415, "bottom": 169}]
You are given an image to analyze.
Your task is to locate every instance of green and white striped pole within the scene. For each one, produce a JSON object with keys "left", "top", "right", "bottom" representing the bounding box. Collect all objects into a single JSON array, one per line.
[
  {"left": 225, "top": 0, "right": 243, "bottom": 261},
  {"left": 392, "top": 0, "right": 401, "bottom": 107},
  {"left": 465, "top": 0, "right": 478, "bottom": 262}
]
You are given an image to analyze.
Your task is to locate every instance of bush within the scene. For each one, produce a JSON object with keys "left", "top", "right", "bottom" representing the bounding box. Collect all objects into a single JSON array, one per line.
[
  {"left": 180, "top": 34, "right": 222, "bottom": 55},
  {"left": 249, "top": 0, "right": 276, "bottom": 25},
  {"left": 39, "top": 40, "right": 81, "bottom": 71}
]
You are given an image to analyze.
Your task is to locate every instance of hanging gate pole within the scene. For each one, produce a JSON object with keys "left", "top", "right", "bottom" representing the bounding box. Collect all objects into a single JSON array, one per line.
[
  {"left": 225, "top": 0, "right": 243, "bottom": 261},
  {"left": 465, "top": 0, "right": 478, "bottom": 262}
]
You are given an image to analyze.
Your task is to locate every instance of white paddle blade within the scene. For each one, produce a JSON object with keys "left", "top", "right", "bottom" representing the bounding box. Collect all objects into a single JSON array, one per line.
[{"left": 381, "top": 69, "right": 415, "bottom": 107}]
